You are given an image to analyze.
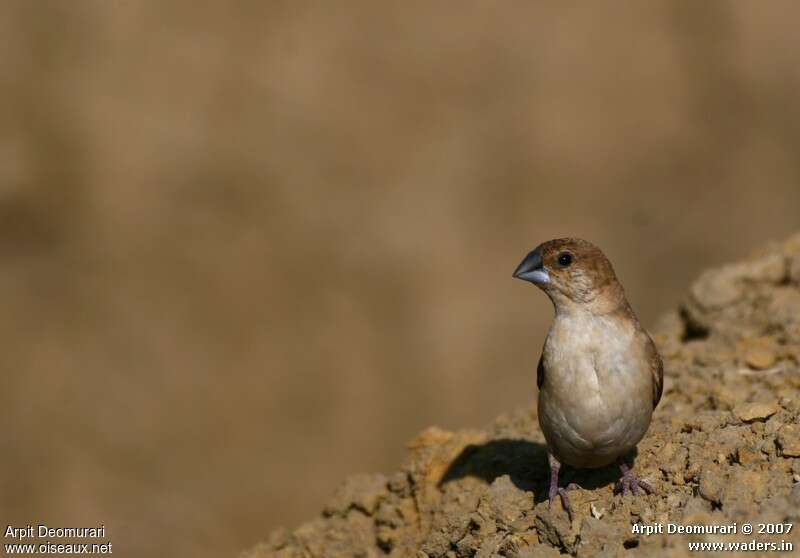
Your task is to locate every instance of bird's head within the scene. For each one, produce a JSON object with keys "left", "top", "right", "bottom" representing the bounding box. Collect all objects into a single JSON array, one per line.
[{"left": 512, "top": 238, "right": 625, "bottom": 313}]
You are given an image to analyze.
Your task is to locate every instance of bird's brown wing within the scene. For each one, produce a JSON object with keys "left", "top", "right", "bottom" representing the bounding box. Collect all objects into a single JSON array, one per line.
[
  {"left": 537, "top": 354, "right": 545, "bottom": 389},
  {"left": 646, "top": 336, "right": 664, "bottom": 408}
]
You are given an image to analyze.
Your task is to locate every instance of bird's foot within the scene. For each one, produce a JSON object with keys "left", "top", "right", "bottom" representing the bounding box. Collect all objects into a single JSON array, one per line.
[
  {"left": 548, "top": 483, "right": 580, "bottom": 518},
  {"left": 547, "top": 452, "right": 582, "bottom": 519},
  {"left": 617, "top": 460, "right": 654, "bottom": 496}
]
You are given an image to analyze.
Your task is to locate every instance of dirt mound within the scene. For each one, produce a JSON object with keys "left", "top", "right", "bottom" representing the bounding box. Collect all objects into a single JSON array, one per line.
[{"left": 243, "top": 235, "right": 800, "bottom": 557}]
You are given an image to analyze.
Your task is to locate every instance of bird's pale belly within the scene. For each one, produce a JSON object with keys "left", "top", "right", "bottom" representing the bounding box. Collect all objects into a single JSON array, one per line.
[{"left": 537, "top": 380, "right": 652, "bottom": 469}]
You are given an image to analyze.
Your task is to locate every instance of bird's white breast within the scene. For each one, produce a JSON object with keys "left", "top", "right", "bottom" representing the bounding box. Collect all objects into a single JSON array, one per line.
[{"left": 538, "top": 311, "right": 653, "bottom": 468}]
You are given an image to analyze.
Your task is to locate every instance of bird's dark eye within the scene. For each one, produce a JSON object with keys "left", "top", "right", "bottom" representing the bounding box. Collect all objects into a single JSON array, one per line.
[{"left": 557, "top": 252, "right": 573, "bottom": 267}]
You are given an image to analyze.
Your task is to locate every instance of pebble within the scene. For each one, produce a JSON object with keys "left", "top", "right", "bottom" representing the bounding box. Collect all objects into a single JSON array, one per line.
[
  {"left": 734, "top": 402, "right": 779, "bottom": 423},
  {"left": 778, "top": 424, "right": 800, "bottom": 457},
  {"left": 736, "top": 447, "right": 761, "bottom": 466},
  {"left": 745, "top": 349, "right": 777, "bottom": 370},
  {"left": 690, "top": 267, "right": 741, "bottom": 310}
]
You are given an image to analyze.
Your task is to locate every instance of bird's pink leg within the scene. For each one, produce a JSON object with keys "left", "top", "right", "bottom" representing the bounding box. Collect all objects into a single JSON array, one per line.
[
  {"left": 617, "top": 459, "right": 654, "bottom": 496},
  {"left": 547, "top": 452, "right": 579, "bottom": 518}
]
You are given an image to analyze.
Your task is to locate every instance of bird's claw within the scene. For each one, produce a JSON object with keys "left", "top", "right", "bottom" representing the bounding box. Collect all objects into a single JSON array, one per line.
[
  {"left": 548, "top": 483, "right": 580, "bottom": 519},
  {"left": 618, "top": 463, "right": 654, "bottom": 496}
]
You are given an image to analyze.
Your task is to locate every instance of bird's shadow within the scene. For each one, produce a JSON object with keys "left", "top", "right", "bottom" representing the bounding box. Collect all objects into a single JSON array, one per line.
[{"left": 439, "top": 439, "right": 635, "bottom": 504}]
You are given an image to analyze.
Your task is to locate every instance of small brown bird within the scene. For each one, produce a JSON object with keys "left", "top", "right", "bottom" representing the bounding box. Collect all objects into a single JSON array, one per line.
[{"left": 512, "top": 238, "right": 663, "bottom": 515}]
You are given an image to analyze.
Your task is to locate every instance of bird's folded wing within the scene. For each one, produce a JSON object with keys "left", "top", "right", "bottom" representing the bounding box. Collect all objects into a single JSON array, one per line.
[
  {"left": 537, "top": 353, "right": 545, "bottom": 389},
  {"left": 646, "top": 337, "right": 664, "bottom": 408}
]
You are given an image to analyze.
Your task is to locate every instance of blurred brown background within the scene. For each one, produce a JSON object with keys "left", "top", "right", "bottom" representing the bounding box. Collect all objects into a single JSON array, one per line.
[{"left": 2, "top": 1, "right": 800, "bottom": 557}]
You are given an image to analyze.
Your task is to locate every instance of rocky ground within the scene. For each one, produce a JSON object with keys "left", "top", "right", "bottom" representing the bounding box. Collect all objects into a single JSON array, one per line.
[{"left": 243, "top": 234, "right": 800, "bottom": 558}]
